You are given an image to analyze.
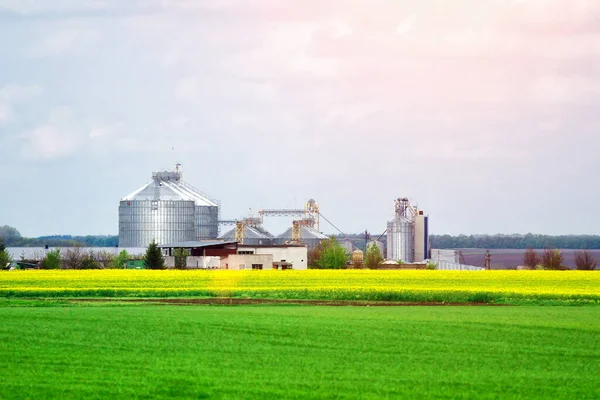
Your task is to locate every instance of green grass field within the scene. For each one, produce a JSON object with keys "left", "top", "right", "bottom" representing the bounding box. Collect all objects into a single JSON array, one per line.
[{"left": 1, "top": 303, "right": 598, "bottom": 399}]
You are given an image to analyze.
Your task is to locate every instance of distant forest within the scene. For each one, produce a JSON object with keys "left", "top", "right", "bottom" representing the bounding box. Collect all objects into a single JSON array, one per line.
[
  {"left": 430, "top": 234, "right": 600, "bottom": 250},
  {"left": 0, "top": 226, "right": 118, "bottom": 247},
  {"left": 2, "top": 224, "right": 600, "bottom": 249},
  {"left": 337, "top": 233, "right": 600, "bottom": 251}
]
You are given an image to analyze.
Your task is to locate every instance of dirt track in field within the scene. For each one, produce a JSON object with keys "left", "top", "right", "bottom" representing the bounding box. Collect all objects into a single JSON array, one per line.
[{"left": 66, "top": 298, "right": 508, "bottom": 307}]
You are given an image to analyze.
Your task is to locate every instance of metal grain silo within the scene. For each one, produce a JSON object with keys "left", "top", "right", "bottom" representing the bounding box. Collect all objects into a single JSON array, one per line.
[
  {"left": 386, "top": 198, "right": 416, "bottom": 263},
  {"left": 118, "top": 166, "right": 219, "bottom": 247}
]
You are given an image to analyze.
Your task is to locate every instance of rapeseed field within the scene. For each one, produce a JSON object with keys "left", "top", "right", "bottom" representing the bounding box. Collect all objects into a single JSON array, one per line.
[{"left": 1, "top": 270, "right": 598, "bottom": 304}]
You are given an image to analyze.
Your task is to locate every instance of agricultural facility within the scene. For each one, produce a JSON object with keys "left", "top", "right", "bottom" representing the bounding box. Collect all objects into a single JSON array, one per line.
[{"left": 118, "top": 165, "right": 440, "bottom": 266}]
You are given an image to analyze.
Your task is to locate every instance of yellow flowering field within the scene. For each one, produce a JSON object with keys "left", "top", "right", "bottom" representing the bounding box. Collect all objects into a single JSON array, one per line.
[{"left": 0, "top": 270, "right": 598, "bottom": 303}]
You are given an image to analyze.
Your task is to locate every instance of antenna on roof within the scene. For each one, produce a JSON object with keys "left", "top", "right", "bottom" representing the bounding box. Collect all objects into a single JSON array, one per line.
[{"left": 175, "top": 162, "right": 182, "bottom": 180}]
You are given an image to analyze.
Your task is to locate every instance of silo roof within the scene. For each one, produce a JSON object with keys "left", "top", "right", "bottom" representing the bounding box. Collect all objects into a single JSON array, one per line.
[
  {"left": 122, "top": 172, "right": 218, "bottom": 207},
  {"left": 277, "top": 226, "right": 329, "bottom": 240},
  {"left": 219, "top": 225, "right": 274, "bottom": 239}
]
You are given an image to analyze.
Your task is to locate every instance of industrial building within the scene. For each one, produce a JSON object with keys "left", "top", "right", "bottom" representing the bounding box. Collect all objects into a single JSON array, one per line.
[
  {"left": 386, "top": 198, "right": 429, "bottom": 263},
  {"left": 158, "top": 241, "right": 308, "bottom": 270},
  {"left": 119, "top": 165, "right": 219, "bottom": 247}
]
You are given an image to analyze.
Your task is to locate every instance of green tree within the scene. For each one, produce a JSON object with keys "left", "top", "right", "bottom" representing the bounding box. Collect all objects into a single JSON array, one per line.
[
  {"left": 110, "top": 250, "right": 130, "bottom": 269},
  {"left": 42, "top": 249, "right": 61, "bottom": 270},
  {"left": 144, "top": 240, "right": 165, "bottom": 270},
  {"left": 0, "top": 226, "right": 21, "bottom": 245},
  {"left": 316, "top": 238, "right": 348, "bottom": 269},
  {"left": 173, "top": 248, "right": 190, "bottom": 270},
  {"left": 364, "top": 242, "right": 382, "bottom": 270},
  {"left": 0, "top": 238, "right": 11, "bottom": 269}
]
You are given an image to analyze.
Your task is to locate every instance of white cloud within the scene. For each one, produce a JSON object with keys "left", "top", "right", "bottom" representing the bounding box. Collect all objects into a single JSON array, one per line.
[
  {"left": 89, "top": 122, "right": 122, "bottom": 139},
  {"left": 396, "top": 15, "right": 416, "bottom": 35},
  {"left": 0, "top": 0, "right": 118, "bottom": 14},
  {"left": 168, "top": 116, "right": 188, "bottom": 130},
  {"left": 19, "top": 107, "right": 85, "bottom": 160},
  {"left": 28, "top": 28, "right": 100, "bottom": 58},
  {"left": 0, "top": 84, "right": 42, "bottom": 125}
]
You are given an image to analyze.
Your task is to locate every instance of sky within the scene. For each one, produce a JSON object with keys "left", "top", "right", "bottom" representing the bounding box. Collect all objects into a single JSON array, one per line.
[{"left": 1, "top": 0, "right": 599, "bottom": 237}]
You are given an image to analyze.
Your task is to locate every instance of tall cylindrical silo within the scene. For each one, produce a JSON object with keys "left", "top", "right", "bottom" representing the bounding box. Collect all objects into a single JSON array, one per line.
[
  {"left": 386, "top": 217, "right": 414, "bottom": 263},
  {"left": 119, "top": 167, "right": 220, "bottom": 247},
  {"left": 386, "top": 198, "right": 416, "bottom": 263}
]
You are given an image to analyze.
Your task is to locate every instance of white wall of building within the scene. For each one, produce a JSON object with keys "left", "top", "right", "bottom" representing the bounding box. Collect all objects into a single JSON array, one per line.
[
  {"left": 238, "top": 245, "right": 308, "bottom": 270},
  {"left": 225, "top": 254, "right": 273, "bottom": 270},
  {"left": 165, "top": 256, "right": 221, "bottom": 269}
]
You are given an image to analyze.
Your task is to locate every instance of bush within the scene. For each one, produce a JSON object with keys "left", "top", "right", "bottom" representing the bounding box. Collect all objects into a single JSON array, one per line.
[
  {"left": 80, "top": 253, "right": 101, "bottom": 270},
  {"left": 42, "top": 249, "right": 61, "bottom": 270},
  {"left": 575, "top": 250, "right": 598, "bottom": 271},
  {"left": 541, "top": 249, "right": 566, "bottom": 270},
  {"left": 95, "top": 250, "right": 115, "bottom": 269},
  {"left": 523, "top": 248, "right": 539, "bottom": 269},
  {"left": 307, "top": 244, "right": 324, "bottom": 269},
  {"left": 144, "top": 240, "right": 165, "bottom": 270},
  {"left": 426, "top": 262, "right": 438, "bottom": 270},
  {"left": 174, "top": 248, "right": 190, "bottom": 270},
  {"left": 63, "top": 247, "right": 84, "bottom": 269}
]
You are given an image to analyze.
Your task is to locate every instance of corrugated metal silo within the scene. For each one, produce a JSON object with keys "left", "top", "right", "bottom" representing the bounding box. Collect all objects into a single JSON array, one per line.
[
  {"left": 386, "top": 198, "right": 416, "bottom": 263},
  {"left": 119, "top": 167, "right": 219, "bottom": 247}
]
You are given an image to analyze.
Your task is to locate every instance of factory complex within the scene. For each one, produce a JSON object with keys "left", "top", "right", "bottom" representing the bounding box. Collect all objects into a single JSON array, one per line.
[{"left": 117, "top": 165, "right": 458, "bottom": 270}]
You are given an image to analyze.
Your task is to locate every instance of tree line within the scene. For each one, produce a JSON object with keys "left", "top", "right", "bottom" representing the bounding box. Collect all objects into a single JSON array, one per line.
[
  {"left": 430, "top": 234, "right": 600, "bottom": 249},
  {"left": 0, "top": 226, "right": 118, "bottom": 247}
]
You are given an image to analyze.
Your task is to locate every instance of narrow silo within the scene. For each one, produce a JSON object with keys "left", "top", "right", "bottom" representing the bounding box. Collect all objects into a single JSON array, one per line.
[
  {"left": 386, "top": 198, "right": 416, "bottom": 263},
  {"left": 119, "top": 166, "right": 219, "bottom": 247},
  {"left": 414, "top": 212, "right": 429, "bottom": 262}
]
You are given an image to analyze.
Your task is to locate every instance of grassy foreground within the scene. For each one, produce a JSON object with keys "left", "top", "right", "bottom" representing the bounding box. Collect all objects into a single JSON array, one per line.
[
  {"left": 0, "top": 304, "right": 598, "bottom": 399},
  {"left": 1, "top": 270, "right": 599, "bottom": 304}
]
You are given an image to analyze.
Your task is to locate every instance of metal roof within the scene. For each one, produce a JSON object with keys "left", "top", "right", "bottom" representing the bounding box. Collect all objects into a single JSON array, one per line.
[
  {"left": 276, "top": 226, "right": 329, "bottom": 240},
  {"left": 158, "top": 241, "right": 238, "bottom": 249},
  {"left": 122, "top": 170, "right": 218, "bottom": 207},
  {"left": 219, "top": 225, "right": 274, "bottom": 240}
]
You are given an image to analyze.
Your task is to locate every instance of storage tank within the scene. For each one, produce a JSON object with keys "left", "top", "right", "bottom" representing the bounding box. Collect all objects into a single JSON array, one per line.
[
  {"left": 119, "top": 166, "right": 219, "bottom": 247},
  {"left": 352, "top": 249, "right": 364, "bottom": 263},
  {"left": 386, "top": 198, "right": 416, "bottom": 263}
]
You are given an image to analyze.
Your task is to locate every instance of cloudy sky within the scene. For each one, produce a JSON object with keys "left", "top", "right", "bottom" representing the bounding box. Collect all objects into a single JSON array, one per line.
[{"left": 1, "top": 0, "right": 599, "bottom": 237}]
